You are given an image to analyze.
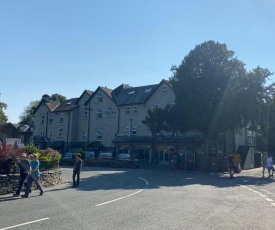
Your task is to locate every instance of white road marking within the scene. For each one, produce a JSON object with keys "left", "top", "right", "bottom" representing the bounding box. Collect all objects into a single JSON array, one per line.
[
  {"left": 95, "top": 190, "right": 143, "bottom": 207},
  {"left": 182, "top": 178, "right": 194, "bottom": 180},
  {"left": 0, "top": 218, "right": 49, "bottom": 230},
  {"left": 138, "top": 177, "right": 149, "bottom": 186},
  {"left": 265, "top": 198, "right": 274, "bottom": 202}
]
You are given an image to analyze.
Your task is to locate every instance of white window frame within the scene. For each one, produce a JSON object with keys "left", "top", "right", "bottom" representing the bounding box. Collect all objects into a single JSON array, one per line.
[
  {"left": 40, "top": 130, "right": 45, "bottom": 137},
  {"left": 48, "top": 114, "right": 53, "bottom": 123},
  {"left": 48, "top": 130, "right": 52, "bottom": 139},
  {"left": 153, "top": 104, "right": 159, "bottom": 109},
  {"left": 162, "top": 85, "right": 167, "bottom": 94},
  {"left": 59, "top": 113, "right": 64, "bottom": 123},
  {"left": 58, "top": 128, "right": 63, "bottom": 137},
  {"left": 126, "top": 106, "right": 130, "bottom": 114},
  {"left": 96, "top": 130, "right": 102, "bottom": 140},
  {"left": 124, "top": 127, "right": 129, "bottom": 136},
  {"left": 82, "top": 131, "right": 87, "bottom": 140},
  {"left": 97, "top": 93, "right": 103, "bottom": 103},
  {"left": 131, "top": 127, "right": 137, "bottom": 136},
  {"left": 97, "top": 108, "right": 102, "bottom": 119},
  {"left": 40, "top": 115, "right": 45, "bottom": 124},
  {"left": 133, "top": 106, "right": 137, "bottom": 114}
]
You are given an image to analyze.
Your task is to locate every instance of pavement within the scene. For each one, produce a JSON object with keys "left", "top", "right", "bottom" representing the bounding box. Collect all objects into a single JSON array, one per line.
[{"left": 0, "top": 166, "right": 266, "bottom": 199}]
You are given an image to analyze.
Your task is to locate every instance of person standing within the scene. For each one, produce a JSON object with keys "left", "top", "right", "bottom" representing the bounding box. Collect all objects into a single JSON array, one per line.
[
  {"left": 13, "top": 153, "right": 30, "bottom": 197},
  {"left": 227, "top": 154, "right": 236, "bottom": 179},
  {"left": 266, "top": 154, "right": 274, "bottom": 178},
  {"left": 72, "top": 153, "right": 83, "bottom": 188},
  {"left": 262, "top": 152, "right": 268, "bottom": 178},
  {"left": 21, "top": 154, "right": 44, "bottom": 198}
]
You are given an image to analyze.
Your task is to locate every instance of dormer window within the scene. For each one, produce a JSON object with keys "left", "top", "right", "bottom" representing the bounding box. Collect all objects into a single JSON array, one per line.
[{"left": 98, "top": 93, "right": 103, "bottom": 103}]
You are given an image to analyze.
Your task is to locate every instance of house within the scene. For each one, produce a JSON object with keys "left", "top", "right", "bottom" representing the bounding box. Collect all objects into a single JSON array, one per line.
[{"left": 0, "top": 122, "right": 32, "bottom": 147}]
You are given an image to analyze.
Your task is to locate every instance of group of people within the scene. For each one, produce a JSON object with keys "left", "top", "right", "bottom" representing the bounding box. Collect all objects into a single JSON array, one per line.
[
  {"left": 13, "top": 152, "right": 44, "bottom": 198},
  {"left": 262, "top": 152, "right": 274, "bottom": 178}
]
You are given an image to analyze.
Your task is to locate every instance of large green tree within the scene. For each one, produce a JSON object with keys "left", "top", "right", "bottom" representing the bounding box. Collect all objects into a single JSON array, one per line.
[
  {"left": 0, "top": 101, "right": 8, "bottom": 123},
  {"left": 144, "top": 41, "right": 274, "bottom": 142},
  {"left": 169, "top": 40, "right": 249, "bottom": 139}
]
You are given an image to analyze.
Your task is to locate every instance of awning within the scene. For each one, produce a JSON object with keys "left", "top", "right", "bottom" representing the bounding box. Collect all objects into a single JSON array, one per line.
[{"left": 51, "top": 141, "right": 65, "bottom": 148}]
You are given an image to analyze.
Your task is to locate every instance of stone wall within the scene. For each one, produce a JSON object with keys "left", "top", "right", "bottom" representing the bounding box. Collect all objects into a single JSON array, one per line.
[{"left": 0, "top": 169, "right": 63, "bottom": 196}]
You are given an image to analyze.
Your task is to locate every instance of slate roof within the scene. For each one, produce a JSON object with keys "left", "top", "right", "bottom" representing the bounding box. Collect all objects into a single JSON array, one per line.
[
  {"left": 53, "top": 98, "right": 79, "bottom": 112},
  {"left": 114, "top": 84, "right": 158, "bottom": 106}
]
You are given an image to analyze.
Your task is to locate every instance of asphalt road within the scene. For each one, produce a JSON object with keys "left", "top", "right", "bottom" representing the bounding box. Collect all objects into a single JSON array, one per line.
[{"left": 1, "top": 166, "right": 275, "bottom": 230}]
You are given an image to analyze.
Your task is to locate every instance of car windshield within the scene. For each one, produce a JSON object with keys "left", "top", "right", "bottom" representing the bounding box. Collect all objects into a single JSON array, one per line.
[{"left": 118, "top": 154, "right": 130, "bottom": 159}]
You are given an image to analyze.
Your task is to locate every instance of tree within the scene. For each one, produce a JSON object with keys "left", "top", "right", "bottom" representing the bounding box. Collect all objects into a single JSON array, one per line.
[
  {"left": 0, "top": 101, "right": 8, "bottom": 123},
  {"left": 19, "top": 93, "right": 67, "bottom": 124},
  {"left": 143, "top": 105, "right": 183, "bottom": 136},
  {"left": 19, "top": 100, "right": 40, "bottom": 125},
  {"left": 169, "top": 40, "right": 269, "bottom": 140},
  {"left": 50, "top": 94, "right": 66, "bottom": 102}
]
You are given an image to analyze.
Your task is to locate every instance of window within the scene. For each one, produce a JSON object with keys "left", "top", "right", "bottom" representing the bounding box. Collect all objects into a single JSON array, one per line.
[
  {"left": 131, "top": 127, "right": 137, "bottom": 135},
  {"left": 97, "top": 108, "right": 102, "bottom": 118},
  {"left": 40, "top": 130, "right": 45, "bottom": 137},
  {"left": 40, "top": 115, "right": 45, "bottom": 124},
  {"left": 128, "top": 90, "right": 135, "bottom": 95},
  {"left": 133, "top": 106, "right": 137, "bottom": 114},
  {"left": 162, "top": 85, "right": 167, "bottom": 94},
  {"left": 96, "top": 130, "right": 102, "bottom": 140},
  {"left": 144, "top": 88, "right": 152, "bottom": 93},
  {"left": 97, "top": 93, "right": 103, "bottom": 102},
  {"left": 48, "top": 130, "right": 52, "bottom": 139},
  {"left": 82, "top": 131, "right": 87, "bottom": 140},
  {"left": 153, "top": 104, "right": 159, "bottom": 109},
  {"left": 48, "top": 114, "right": 53, "bottom": 123},
  {"left": 59, "top": 113, "right": 64, "bottom": 123},
  {"left": 124, "top": 127, "right": 129, "bottom": 136},
  {"left": 84, "top": 111, "right": 88, "bottom": 120},
  {"left": 126, "top": 106, "right": 130, "bottom": 114},
  {"left": 58, "top": 128, "right": 63, "bottom": 137},
  {"left": 169, "top": 102, "right": 175, "bottom": 107}
]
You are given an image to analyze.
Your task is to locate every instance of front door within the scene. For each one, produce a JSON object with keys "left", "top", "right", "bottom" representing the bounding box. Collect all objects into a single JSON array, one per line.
[{"left": 185, "top": 147, "right": 195, "bottom": 170}]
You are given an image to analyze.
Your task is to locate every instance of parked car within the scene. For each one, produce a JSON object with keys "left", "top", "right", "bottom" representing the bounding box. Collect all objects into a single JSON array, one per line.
[
  {"left": 63, "top": 152, "right": 75, "bottom": 159},
  {"left": 85, "top": 151, "right": 95, "bottom": 159},
  {"left": 117, "top": 153, "right": 138, "bottom": 162},
  {"left": 99, "top": 151, "right": 112, "bottom": 159}
]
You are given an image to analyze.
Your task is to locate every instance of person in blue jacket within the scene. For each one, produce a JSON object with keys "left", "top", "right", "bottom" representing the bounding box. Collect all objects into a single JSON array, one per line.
[{"left": 21, "top": 154, "right": 44, "bottom": 198}]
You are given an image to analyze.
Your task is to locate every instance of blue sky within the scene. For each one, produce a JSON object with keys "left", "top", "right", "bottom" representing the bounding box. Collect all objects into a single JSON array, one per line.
[{"left": 1, "top": 0, "right": 274, "bottom": 123}]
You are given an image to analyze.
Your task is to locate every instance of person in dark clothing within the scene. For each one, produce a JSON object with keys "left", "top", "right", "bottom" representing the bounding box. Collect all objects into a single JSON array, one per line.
[
  {"left": 72, "top": 153, "right": 83, "bottom": 188},
  {"left": 227, "top": 154, "right": 236, "bottom": 179},
  {"left": 13, "top": 153, "right": 30, "bottom": 197}
]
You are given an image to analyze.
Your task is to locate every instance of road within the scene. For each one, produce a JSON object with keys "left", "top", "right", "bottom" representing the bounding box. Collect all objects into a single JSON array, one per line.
[{"left": 0, "top": 166, "right": 275, "bottom": 230}]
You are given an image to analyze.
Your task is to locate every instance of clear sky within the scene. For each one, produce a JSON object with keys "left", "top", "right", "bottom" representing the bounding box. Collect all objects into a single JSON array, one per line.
[{"left": 1, "top": 0, "right": 274, "bottom": 123}]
